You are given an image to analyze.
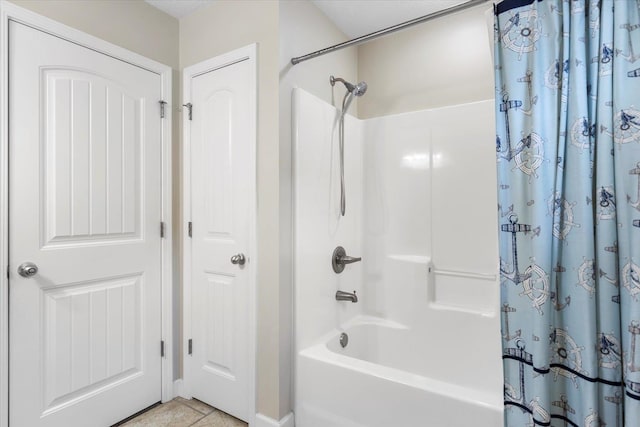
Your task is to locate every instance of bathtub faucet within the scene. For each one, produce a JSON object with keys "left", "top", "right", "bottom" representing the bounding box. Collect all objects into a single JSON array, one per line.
[{"left": 336, "top": 290, "right": 358, "bottom": 303}]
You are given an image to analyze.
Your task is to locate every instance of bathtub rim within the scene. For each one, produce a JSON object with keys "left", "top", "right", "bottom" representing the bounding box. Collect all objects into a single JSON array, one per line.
[{"left": 298, "top": 315, "right": 503, "bottom": 414}]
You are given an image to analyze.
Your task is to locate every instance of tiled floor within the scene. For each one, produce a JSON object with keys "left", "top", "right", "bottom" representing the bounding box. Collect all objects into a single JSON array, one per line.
[{"left": 117, "top": 397, "right": 247, "bottom": 427}]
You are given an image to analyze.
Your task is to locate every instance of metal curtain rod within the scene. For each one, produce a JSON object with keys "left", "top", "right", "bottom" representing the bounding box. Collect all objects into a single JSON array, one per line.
[{"left": 291, "top": 0, "right": 490, "bottom": 65}]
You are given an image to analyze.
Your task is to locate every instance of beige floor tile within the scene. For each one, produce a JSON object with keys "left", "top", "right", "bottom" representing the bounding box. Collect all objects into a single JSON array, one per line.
[
  {"left": 175, "top": 397, "right": 214, "bottom": 415},
  {"left": 120, "top": 400, "right": 205, "bottom": 427},
  {"left": 190, "top": 411, "right": 247, "bottom": 427}
]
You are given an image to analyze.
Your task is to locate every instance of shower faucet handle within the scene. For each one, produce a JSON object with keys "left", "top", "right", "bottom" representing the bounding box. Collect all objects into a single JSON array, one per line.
[
  {"left": 332, "top": 246, "right": 361, "bottom": 274},
  {"left": 341, "top": 255, "right": 362, "bottom": 264}
]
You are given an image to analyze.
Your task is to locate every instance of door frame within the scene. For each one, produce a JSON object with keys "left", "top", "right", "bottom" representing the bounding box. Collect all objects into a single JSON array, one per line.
[
  {"left": 0, "top": 2, "right": 175, "bottom": 426},
  {"left": 181, "top": 44, "right": 257, "bottom": 425}
]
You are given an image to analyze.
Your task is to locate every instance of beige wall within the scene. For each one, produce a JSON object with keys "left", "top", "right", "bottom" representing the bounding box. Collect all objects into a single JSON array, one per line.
[
  {"left": 279, "top": 0, "right": 358, "bottom": 109},
  {"left": 357, "top": 3, "right": 494, "bottom": 118},
  {"left": 278, "top": 0, "right": 357, "bottom": 416},
  {"left": 179, "top": 0, "right": 281, "bottom": 420},
  {"left": 9, "top": 0, "right": 178, "bottom": 68}
]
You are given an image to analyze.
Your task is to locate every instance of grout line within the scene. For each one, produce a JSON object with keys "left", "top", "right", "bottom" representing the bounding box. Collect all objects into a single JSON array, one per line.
[
  {"left": 172, "top": 399, "right": 208, "bottom": 427},
  {"left": 180, "top": 398, "right": 215, "bottom": 415},
  {"left": 186, "top": 415, "right": 205, "bottom": 427}
]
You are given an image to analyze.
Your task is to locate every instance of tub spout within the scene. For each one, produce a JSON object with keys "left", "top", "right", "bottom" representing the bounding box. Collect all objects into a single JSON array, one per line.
[{"left": 336, "top": 290, "right": 358, "bottom": 303}]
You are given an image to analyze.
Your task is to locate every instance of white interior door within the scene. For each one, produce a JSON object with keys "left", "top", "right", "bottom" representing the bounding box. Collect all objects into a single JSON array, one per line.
[
  {"left": 185, "top": 55, "right": 254, "bottom": 422},
  {"left": 9, "top": 22, "right": 163, "bottom": 426}
]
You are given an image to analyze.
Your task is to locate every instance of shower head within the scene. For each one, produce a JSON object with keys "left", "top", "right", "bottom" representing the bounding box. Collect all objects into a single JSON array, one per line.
[
  {"left": 352, "top": 81, "right": 367, "bottom": 97},
  {"left": 330, "top": 76, "right": 367, "bottom": 97}
]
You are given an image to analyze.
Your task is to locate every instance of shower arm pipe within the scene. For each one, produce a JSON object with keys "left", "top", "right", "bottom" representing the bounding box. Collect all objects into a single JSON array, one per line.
[{"left": 290, "top": 0, "right": 490, "bottom": 65}]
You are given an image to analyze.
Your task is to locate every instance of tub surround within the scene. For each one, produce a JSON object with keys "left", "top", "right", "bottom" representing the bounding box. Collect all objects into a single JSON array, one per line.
[{"left": 293, "top": 88, "right": 502, "bottom": 426}]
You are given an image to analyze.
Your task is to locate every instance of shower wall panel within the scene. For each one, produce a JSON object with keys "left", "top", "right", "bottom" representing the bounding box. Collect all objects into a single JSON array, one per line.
[
  {"left": 293, "top": 89, "right": 364, "bottom": 351},
  {"left": 363, "top": 100, "right": 499, "bottom": 317}
]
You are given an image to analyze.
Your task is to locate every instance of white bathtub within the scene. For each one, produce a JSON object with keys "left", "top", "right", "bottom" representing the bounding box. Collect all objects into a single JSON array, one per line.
[{"left": 295, "top": 317, "right": 503, "bottom": 427}]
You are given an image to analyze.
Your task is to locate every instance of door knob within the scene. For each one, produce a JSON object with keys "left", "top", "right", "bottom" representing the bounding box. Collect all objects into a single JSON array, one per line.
[
  {"left": 17, "top": 262, "right": 38, "bottom": 278},
  {"left": 230, "top": 253, "right": 246, "bottom": 266}
]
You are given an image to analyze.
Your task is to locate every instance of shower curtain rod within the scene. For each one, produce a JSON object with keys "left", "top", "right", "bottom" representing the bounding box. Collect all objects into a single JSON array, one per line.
[{"left": 290, "top": 0, "right": 491, "bottom": 65}]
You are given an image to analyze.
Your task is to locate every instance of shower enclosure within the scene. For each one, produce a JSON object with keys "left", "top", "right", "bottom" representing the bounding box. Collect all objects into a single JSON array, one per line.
[{"left": 292, "top": 87, "right": 503, "bottom": 426}]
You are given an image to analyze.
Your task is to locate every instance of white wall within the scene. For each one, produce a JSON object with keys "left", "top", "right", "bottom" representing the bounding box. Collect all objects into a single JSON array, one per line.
[
  {"left": 293, "top": 88, "right": 364, "bottom": 352},
  {"left": 357, "top": 3, "right": 494, "bottom": 118},
  {"left": 279, "top": 0, "right": 357, "bottom": 417},
  {"left": 9, "top": 0, "right": 179, "bottom": 67},
  {"left": 363, "top": 100, "right": 500, "bottom": 319},
  {"left": 179, "top": 0, "right": 281, "bottom": 419}
]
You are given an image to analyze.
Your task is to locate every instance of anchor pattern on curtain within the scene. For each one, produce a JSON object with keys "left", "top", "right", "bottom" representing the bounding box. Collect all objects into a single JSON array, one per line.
[{"left": 495, "top": 0, "right": 640, "bottom": 426}]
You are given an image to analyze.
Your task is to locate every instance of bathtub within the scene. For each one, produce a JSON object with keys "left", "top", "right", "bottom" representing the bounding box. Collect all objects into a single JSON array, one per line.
[{"left": 295, "top": 316, "right": 503, "bottom": 427}]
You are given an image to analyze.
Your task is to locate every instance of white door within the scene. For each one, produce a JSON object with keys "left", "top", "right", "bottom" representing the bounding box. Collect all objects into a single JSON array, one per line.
[
  {"left": 9, "top": 22, "right": 163, "bottom": 427},
  {"left": 185, "top": 56, "right": 254, "bottom": 422}
]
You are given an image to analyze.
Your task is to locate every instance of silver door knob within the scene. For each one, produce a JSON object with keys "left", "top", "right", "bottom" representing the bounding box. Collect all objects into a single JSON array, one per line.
[
  {"left": 17, "top": 262, "right": 38, "bottom": 278},
  {"left": 230, "top": 253, "right": 246, "bottom": 266}
]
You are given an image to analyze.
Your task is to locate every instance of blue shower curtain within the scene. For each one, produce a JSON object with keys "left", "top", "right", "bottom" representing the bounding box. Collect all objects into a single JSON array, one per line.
[{"left": 495, "top": 0, "right": 640, "bottom": 425}]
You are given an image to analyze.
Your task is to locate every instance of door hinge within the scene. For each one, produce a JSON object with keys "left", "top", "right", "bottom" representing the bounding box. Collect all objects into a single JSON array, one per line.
[
  {"left": 160, "top": 221, "right": 165, "bottom": 238},
  {"left": 6, "top": 265, "right": 9, "bottom": 280},
  {"left": 161, "top": 340, "right": 165, "bottom": 357},
  {"left": 188, "top": 221, "right": 192, "bottom": 238},
  {"left": 183, "top": 102, "right": 193, "bottom": 121},
  {"left": 188, "top": 339, "right": 193, "bottom": 355},
  {"left": 159, "top": 100, "right": 167, "bottom": 119}
]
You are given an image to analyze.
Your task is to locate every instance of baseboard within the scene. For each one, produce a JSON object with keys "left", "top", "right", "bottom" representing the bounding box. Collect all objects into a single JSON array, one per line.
[
  {"left": 173, "top": 379, "right": 184, "bottom": 399},
  {"left": 254, "top": 412, "right": 294, "bottom": 427}
]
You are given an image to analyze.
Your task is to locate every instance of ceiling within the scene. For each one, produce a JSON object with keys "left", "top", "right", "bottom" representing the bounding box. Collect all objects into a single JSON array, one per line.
[
  {"left": 310, "top": 0, "right": 466, "bottom": 38},
  {"left": 144, "top": 0, "right": 213, "bottom": 19},
  {"left": 145, "top": 0, "right": 468, "bottom": 36}
]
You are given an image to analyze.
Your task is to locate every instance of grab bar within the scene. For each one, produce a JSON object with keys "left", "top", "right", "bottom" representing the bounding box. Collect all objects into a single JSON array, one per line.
[{"left": 431, "top": 268, "right": 497, "bottom": 281}]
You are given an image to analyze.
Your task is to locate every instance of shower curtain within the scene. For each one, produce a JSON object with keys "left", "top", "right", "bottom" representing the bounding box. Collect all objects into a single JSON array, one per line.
[{"left": 495, "top": 0, "right": 640, "bottom": 425}]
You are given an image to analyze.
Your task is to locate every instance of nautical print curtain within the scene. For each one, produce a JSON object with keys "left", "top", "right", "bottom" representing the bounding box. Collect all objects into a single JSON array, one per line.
[{"left": 495, "top": 0, "right": 640, "bottom": 426}]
